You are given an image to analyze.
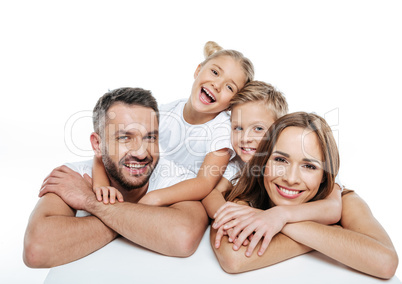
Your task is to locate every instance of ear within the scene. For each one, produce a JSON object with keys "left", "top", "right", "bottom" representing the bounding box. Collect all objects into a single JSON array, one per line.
[
  {"left": 194, "top": 64, "right": 202, "bottom": 79},
  {"left": 90, "top": 132, "right": 102, "bottom": 158}
]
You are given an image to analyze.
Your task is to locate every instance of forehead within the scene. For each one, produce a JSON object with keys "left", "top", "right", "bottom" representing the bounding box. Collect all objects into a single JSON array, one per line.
[
  {"left": 106, "top": 103, "right": 158, "bottom": 133},
  {"left": 231, "top": 102, "right": 275, "bottom": 125},
  {"left": 276, "top": 127, "right": 323, "bottom": 161},
  {"left": 205, "top": 56, "right": 247, "bottom": 89}
]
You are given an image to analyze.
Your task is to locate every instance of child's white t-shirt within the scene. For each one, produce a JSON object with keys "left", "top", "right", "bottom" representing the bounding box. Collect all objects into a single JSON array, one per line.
[{"left": 159, "top": 99, "right": 235, "bottom": 176}]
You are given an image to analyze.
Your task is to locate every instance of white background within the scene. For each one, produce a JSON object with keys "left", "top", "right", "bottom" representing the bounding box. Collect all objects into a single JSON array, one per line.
[{"left": 1, "top": 1, "right": 401, "bottom": 283}]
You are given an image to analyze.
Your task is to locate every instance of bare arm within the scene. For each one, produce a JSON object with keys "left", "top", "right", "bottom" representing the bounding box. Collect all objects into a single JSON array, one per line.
[
  {"left": 139, "top": 149, "right": 231, "bottom": 206},
  {"left": 210, "top": 227, "right": 312, "bottom": 273},
  {"left": 38, "top": 166, "right": 209, "bottom": 259},
  {"left": 23, "top": 193, "right": 116, "bottom": 268},
  {"left": 201, "top": 177, "right": 232, "bottom": 219},
  {"left": 92, "top": 155, "right": 110, "bottom": 188},
  {"left": 281, "top": 192, "right": 398, "bottom": 279}
]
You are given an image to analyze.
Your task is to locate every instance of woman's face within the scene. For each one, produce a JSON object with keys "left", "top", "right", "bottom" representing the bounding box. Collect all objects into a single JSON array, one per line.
[{"left": 263, "top": 126, "right": 324, "bottom": 206}]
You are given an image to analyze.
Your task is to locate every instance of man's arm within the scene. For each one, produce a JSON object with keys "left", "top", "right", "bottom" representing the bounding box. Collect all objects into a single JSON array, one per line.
[
  {"left": 38, "top": 166, "right": 209, "bottom": 258},
  {"left": 23, "top": 193, "right": 117, "bottom": 268}
]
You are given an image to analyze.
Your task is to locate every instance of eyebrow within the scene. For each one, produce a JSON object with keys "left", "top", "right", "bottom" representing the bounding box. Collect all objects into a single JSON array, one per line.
[
  {"left": 114, "top": 130, "right": 159, "bottom": 136},
  {"left": 272, "top": 151, "right": 322, "bottom": 165},
  {"left": 212, "top": 64, "right": 239, "bottom": 91}
]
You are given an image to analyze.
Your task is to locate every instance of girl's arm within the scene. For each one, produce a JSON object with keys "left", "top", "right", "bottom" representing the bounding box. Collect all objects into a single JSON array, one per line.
[
  {"left": 139, "top": 148, "right": 231, "bottom": 206},
  {"left": 201, "top": 177, "right": 233, "bottom": 219},
  {"left": 92, "top": 155, "right": 110, "bottom": 188},
  {"left": 281, "top": 192, "right": 398, "bottom": 279}
]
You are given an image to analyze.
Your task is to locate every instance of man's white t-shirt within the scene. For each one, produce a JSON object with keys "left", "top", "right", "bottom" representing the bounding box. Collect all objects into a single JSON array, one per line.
[{"left": 65, "top": 157, "right": 196, "bottom": 217}]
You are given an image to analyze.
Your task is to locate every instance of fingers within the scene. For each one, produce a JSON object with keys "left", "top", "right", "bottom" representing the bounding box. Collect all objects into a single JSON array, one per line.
[
  {"left": 94, "top": 187, "right": 124, "bottom": 204},
  {"left": 214, "top": 227, "right": 227, "bottom": 249}
]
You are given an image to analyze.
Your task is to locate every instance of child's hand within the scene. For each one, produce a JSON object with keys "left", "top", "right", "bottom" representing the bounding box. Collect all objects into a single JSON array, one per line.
[
  {"left": 93, "top": 186, "right": 124, "bottom": 204},
  {"left": 230, "top": 206, "right": 287, "bottom": 257}
]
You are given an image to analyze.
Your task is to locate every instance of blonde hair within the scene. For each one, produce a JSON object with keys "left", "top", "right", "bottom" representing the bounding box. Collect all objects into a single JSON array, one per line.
[
  {"left": 229, "top": 81, "right": 288, "bottom": 121},
  {"left": 225, "top": 112, "right": 339, "bottom": 209},
  {"left": 200, "top": 41, "right": 254, "bottom": 84}
]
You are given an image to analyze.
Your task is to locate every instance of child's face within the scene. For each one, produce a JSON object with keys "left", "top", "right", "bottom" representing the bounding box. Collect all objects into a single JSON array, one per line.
[
  {"left": 231, "top": 101, "right": 276, "bottom": 162},
  {"left": 263, "top": 126, "right": 324, "bottom": 206},
  {"left": 190, "top": 56, "right": 247, "bottom": 116}
]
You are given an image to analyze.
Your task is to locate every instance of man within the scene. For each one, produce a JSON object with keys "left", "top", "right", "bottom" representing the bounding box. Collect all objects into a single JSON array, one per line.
[{"left": 23, "top": 87, "right": 209, "bottom": 268}]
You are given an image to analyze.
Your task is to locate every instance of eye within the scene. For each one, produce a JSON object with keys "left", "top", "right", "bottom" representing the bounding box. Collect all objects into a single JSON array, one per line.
[
  {"left": 303, "top": 164, "right": 317, "bottom": 170},
  {"left": 233, "top": 126, "right": 243, "bottom": 131},
  {"left": 211, "top": 69, "right": 218, "bottom": 76},
  {"left": 274, "top": 156, "right": 287, "bottom": 163},
  {"left": 117, "top": 136, "right": 130, "bottom": 142},
  {"left": 144, "top": 135, "right": 157, "bottom": 142},
  {"left": 227, "top": 85, "right": 234, "bottom": 92},
  {"left": 254, "top": 126, "right": 265, "bottom": 132}
]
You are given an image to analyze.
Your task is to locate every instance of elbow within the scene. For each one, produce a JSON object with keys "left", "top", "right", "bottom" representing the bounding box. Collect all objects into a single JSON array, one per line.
[
  {"left": 23, "top": 238, "right": 51, "bottom": 268},
  {"left": 218, "top": 253, "right": 244, "bottom": 274},
  {"left": 374, "top": 250, "right": 399, "bottom": 279},
  {"left": 168, "top": 225, "right": 205, "bottom": 257}
]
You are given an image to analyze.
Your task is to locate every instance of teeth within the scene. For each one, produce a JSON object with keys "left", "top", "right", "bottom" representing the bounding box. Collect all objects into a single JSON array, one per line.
[
  {"left": 279, "top": 187, "right": 300, "bottom": 195},
  {"left": 241, "top": 147, "right": 255, "bottom": 152},
  {"left": 125, "top": 163, "right": 146, "bottom": 169},
  {"left": 203, "top": 88, "right": 216, "bottom": 102}
]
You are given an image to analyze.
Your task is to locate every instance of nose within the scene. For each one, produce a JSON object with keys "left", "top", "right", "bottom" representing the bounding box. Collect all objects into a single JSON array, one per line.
[
  {"left": 126, "top": 138, "right": 148, "bottom": 160},
  {"left": 282, "top": 164, "right": 301, "bottom": 185},
  {"left": 241, "top": 130, "right": 253, "bottom": 144},
  {"left": 212, "top": 78, "right": 223, "bottom": 93}
]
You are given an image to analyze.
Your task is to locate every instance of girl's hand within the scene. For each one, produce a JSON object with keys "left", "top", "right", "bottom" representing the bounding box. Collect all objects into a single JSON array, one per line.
[
  {"left": 212, "top": 202, "right": 262, "bottom": 231},
  {"left": 93, "top": 186, "right": 124, "bottom": 204}
]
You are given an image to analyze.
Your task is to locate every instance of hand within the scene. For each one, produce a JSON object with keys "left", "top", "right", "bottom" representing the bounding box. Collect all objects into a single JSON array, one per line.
[
  {"left": 39, "top": 165, "right": 95, "bottom": 211},
  {"left": 214, "top": 226, "right": 251, "bottom": 249},
  {"left": 94, "top": 186, "right": 124, "bottom": 204},
  {"left": 231, "top": 206, "right": 288, "bottom": 257}
]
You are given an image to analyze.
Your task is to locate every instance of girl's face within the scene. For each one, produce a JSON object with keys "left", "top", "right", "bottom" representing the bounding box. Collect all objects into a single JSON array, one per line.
[
  {"left": 263, "top": 126, "right": 324, "bottom": 206},
  {"left": 231, "top": 102, "right": 276, "bottom": 162},
  {"left": 190, "top": 56, "right": 247, "bottom": 116}
]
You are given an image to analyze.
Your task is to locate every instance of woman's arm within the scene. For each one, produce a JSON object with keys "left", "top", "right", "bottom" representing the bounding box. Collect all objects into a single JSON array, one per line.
[
  {"left": 202, "top": 177, "right": 232, "bottom": 219},
  {"left": 210, "top": 227, "right": 312, "bottom": 273},
  {"left": 139, "top": 149, "right": 231, "bottom": 206},
  {"left": 281, "top": 192, "right": 398, "bottom": 279}
]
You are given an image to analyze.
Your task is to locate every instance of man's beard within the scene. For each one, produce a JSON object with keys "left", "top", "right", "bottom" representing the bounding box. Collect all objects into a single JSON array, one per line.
[{"left": 102, "top": 154, "right": 157, "bottom": 191}]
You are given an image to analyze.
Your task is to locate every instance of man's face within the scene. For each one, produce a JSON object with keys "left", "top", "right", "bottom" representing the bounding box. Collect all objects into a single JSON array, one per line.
[{"left": 101, "top": 103, "right": 159, "bottom": 191}]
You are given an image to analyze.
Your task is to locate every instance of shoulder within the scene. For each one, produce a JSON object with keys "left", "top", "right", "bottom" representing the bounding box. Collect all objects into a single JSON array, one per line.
[
  {"left": 159, "top": 98, "right": 187, "bottom": 113},
  {"left": 63, "top": 159, "right": 93, "bottom": 177}
]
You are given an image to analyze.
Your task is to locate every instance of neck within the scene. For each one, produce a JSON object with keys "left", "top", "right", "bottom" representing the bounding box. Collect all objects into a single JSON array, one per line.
[{"left": 183, "top": 99, "right": 218, "bottom": 125}]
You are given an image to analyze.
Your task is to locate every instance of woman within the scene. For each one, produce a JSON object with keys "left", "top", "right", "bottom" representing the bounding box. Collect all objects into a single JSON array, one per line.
[{"left": 211, "top": 112, "right": 398, "bottom": 279}]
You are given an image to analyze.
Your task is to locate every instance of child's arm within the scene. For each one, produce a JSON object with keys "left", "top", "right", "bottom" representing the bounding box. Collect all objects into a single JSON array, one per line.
[
  {"left": 92, "top": 156, "right": 111, "bottom": 188},
  {"left": 213, "top": 184, "right": 342, "bottom": 257},
  {"left": 139, "top": 148, "right": 231, "bottom": 206},
  {"left": 201, "top": 177, "right": 233, "bottom": 219}
]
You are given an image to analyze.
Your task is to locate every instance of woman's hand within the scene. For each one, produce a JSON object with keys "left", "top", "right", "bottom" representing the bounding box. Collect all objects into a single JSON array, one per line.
[{"left": 213, "top": 202, "right": 289, "bottom": 257}]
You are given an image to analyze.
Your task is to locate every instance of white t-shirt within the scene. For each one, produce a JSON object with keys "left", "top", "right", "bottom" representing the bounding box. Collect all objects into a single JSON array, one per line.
[
  {"left": 159, "top": 99, "right": 234, "bottom": 177},
  {"left": 65, "top": 158, "right": 196, "bottom": 217}
]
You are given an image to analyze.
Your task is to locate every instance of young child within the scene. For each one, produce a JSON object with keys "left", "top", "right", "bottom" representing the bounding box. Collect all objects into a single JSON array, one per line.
[
  {"left": 201, "top": 81, "right": 343, "bottom": 256},
  {"left": 92, "top": 41, "right": 254, "bottom": 206},
  {"left": 202, "top": 80, "right": 289, "bottom": 218}
]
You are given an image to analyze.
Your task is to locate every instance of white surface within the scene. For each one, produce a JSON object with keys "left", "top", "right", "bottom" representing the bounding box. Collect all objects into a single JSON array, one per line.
[
  {"left": 44, "top": 227, "right": 401, "bottom": 284},
  {"left": 1, "top": 1, "right": 401, "bottom": 283}
]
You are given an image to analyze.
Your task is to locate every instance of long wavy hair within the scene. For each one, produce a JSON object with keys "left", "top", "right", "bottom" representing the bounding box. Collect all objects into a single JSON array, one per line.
[{"left": 225, "top": 112, "right": 340, "bottom": 209}]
